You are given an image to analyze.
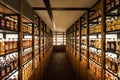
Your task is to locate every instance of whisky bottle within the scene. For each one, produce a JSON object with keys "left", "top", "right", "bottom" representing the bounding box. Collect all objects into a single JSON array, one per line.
[
  {"left": 107, "top": 41, "right": 111, "bottom": 51},
  {"left": 6, "top": 57, "right": 10, "bottom": 74},
  {"left": 106, "top": 55, "right": 111, "bottom": 69},
  {"left": 9, "top": 56, "right": 14, "bottom": 72},
  {"left": 0, "top": 58, "right": 6, "bottom": 79},
  {"left": 115, "top": 0, "right": 120, "bottom": 5},
  {"left": 118, "top": 57, "right": 120, "bottom": 78},
  {"left": 111, "top": 58, "right": 118, "bottom": 73},
  {"left": 0, "top": 38, "right": 5, "bottom": 55},
  {"left": 0, "top": 15, "right": 5, "bottom": 29},
  {"left": 6, "top": 17, "right": 11, "bottom": 30},
  {"left": 111, "top": 41, "right": 116, "bottom": 52},
  {"left": 9, "top": 38, "right": 13, "bottom": 52},
  {"left": 10, "top": 18, "right": 14, "bottom": 30},
  {"left": 106, "top": 72, "right": 111, "bottom": 80},
  {"left": 12, "top": 54, "right": 18, "bottom": 69},
  {"left": 14, "top": 20, "right": 18, "bottom": 31},
  {"left": 5, "top": 39, "right": 9, "bottom": 53}
]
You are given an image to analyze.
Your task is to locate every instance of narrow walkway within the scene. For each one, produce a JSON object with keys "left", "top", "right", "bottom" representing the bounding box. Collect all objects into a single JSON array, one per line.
[{"left": 42, "top": 52, "right": 77, "bottom": 80}]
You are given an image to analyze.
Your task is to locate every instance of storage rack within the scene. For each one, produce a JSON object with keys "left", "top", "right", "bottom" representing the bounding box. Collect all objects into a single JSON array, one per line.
[
  {"left": 0, "top": 2, "right": 53, "bottom": 80},
  {"left": 66, "top": 0, "right": 120, "bottom": 80}
]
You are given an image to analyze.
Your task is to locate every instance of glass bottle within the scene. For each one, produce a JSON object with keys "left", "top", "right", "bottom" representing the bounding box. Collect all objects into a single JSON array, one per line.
[
  {"left": 107, "top": 41, "right": 111, "bottom": 51},
  {"left": 0, "top": 14, "right": 5, "bottom": 29},
  {"left": 9, "top": 38, "right": 13, "bottom": 52},
  {"left": 14, "top": 20, "right": 18, "bottom": 31},
  {"left": 6, "top": 17, "right": 11, "bottom": 30},
  {"left": 111, "top": 39, "right": 116, "bottom": 52},
  {"left": 0, "top": 38, "right": 5, "bottom": 55},
  {"left": 111, "top": 57, "right": 118, "bottom": 73},
  {"left": 6, "top": 56, "right": 10, "bottom": 74},
  {"left": 9, "top": 55, "right": 14, "bottom": 71},
  {"left": 115, "top": 0, "right": 120, "bottom": 5},
  {"left": 10, "top": 18, "right": 14, "bottom": 30},
  {"left": 5, "top": 39, "right": 9, "bottom": 53},
  {"left": 0, "top": 58, "right": 6, "bottom": 79}
]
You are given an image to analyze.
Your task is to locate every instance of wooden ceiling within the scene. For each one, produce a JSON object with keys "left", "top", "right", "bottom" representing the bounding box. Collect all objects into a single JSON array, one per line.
[{"left": 27, "top": 0, "right": 99, "bottom": 32}]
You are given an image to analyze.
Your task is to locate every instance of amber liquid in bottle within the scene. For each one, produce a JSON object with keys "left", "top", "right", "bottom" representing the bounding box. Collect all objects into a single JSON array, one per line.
[
  {"left": 0, "top": 58, "right": 6, "bottom": 79},
  {"left": 6, "top": 58, "right": 10, "bottom": 74},
  {"left": 111, "top": 59, "right": 117, "bottom": 73},
  {"left": 6, "top": 18, "right": 11, "bottom": 30},
  {"left": 0, "top": 39, "right": 5, "bottom": 55},
  {"left": 5, "top": 39, "right": 9, "bottom": 53},
  {"left": 14, "top": 20, "right": 18, "bottom": 31},
  {"left": 11, "top": 20, "right": 14, "bottom": 30},
  {"left": 0, "top": 16, "right": 5, "bottom": 29},
  {"left": 9, "top": 39, "right": 13, "bottom": 52}
]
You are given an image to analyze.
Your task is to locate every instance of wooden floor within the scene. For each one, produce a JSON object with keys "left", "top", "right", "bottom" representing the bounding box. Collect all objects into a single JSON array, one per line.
[{"left": 42, "top": 52, "right": 77, "bottom": 80}]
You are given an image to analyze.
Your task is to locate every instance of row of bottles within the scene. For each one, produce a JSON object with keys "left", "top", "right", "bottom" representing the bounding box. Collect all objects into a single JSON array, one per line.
[
  {"left": 22, "top": 61, "right": 33, "bottom": 80},
  {"left": 89, "top": 60, "right": 101, "bottom": 79},
  {"left": 89, "top": 24, "right": 101, "bottom": 34},
  {"left": 22, "top": 48, "right": 32, "bottom": 64},
  {"left": 35, "top": 28, "right": 39, "bottom": 36},
  {"left": 35, "top": 38, "right": 39, "bottom": 45},
  {"left": 106, "top": 17, "right": 120, "bottom": 32},
  {"left": 90, "top": 9, "right": 101, "bottom": 20},
  {"left": 106, "top": 53, "right": 120, "bottom": 77},
  {"left": 0, "top": 38, "right": 33, "bottom": 55},
  {"left": 22, "top": 24, "right": 32, "bottom": 34},
  {"left": 0, "top": 53, "right": 18, "bottom": 79},
  {"left": 106, "top": 71, "right": 118, "bottom": 80},
  {"left": 0, "top": 15, "right": 18, "bottom": 31},
  {"left": 23, "top": 38, "right": 32, "bottom": 48},
  {"left": 35, "top": 55, "right": 40, "bottom": 69},
  {"left": 106, "top": 0, "right": 120, "bottom": 11},
  {"left": 89, "top": 39, "right": 101, "bottom": 49},
  {"left": 81, "top": 39, "right": 87, "bottom": 45},
  {"left": 81, "top": 28, "right": 87, "bottom": 35},
  {"left": 89, "top": 48, "right": 101, "bottom": 64},
  {"left": 89, "top": 17, "right": 120, "bottom": 35},
  {"left": 81, "top": 45, "right": 87, "bottom": 56},
  {"left": 81, "top": 54, "right": 87, "bottom": 67},
  {"left": 0, "top": 38, "right": 18, "bottom": 55},
  {"left": 35, "top": 45, "right": 39, "bottom": 56},
  {"left": 106, "top": 39, "right": 120, "bottom": 53}
]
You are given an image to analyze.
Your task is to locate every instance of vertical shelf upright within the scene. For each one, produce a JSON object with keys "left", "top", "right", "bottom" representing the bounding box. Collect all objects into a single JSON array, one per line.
[
  {"left": 80, "top": 13, "right": 88, "bottom": 69},
  {"left": 34, "top": 14, "right": 40, "bottom": 69}
]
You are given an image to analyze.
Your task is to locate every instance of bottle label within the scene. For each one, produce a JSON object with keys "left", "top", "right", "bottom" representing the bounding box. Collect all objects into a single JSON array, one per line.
[
  {"left": 1, "top": 19, "right": 5, "bottom": 27},
  {"left": 112, "top": 65, "right": 115, "bottom": 71},
  {"left": 2, "top": 69, "right": 5, "bottom": 76},
  {"left": 6, "top": 21, "right": 10, "bottom": 27},
  {"left": 7, "top": 67, "right": 10, "bottom": 73},
  {"left": 11, "top": 64, "right": 13, "bottom": 70},
  {"left": 15, "top": 63, "right": 17, "bottom": 68}
]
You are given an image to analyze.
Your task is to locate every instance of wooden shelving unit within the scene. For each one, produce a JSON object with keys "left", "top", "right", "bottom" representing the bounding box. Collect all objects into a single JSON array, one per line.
[
  {"left": 66, "top": 0, "right": 120, "bottom": 80},
  {"left": 0, "top": 2, "right": 53, "bottom": 80}
]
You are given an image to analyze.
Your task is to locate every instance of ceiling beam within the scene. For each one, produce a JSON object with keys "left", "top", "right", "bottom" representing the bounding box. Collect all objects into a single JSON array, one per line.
[
  {"left": 33, "top": 7, "right": 89, "bottom": 11},
  {"left": 43, "top": 0, "right": 53, "bottom": 21},
  {"left": 43, "top": 0, "right": 56, "bottom": 30}
]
